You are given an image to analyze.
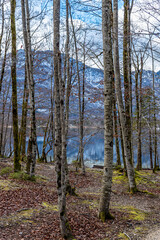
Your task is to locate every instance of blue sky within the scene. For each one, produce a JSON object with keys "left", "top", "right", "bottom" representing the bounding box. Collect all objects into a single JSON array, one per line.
[{"left": 19, "top": 0, "right": 160, "bottom": 71}]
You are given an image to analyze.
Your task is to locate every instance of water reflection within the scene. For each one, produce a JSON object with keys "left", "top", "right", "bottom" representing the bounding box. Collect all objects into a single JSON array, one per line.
[{"left": 37, "top": 133, "right": 151, "bottom": 168}]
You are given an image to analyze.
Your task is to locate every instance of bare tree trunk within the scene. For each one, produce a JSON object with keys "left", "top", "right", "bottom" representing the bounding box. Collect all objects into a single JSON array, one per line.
[
  {"left": 0, "top": 32, "right": 10, "bottom": 94},
  {"left": 19, "top": 64, "right": 29, "bottom": 161},
  {"left": 113, "top": 84, "right": 121, "bottom": 167},
  {"left": 119, "top": 115, "right": 126, "bottom": 171},
  {"left": 53, "top": 0, "right": 72, "bottom": 238},
  {"left": 133, "top": 58, "right": 141, "bottom": 171},
  {"left": 0, "top": 94, "right": 5, "bottom": 157},
  {"left": 11, "top": 0, "right": 21, "bottom": 172},
  {"left": 50, "top": 59, "right": 55, "bottom": 161},
  {"left": 123, "top": 0, "right": 132, "bottom": 164},
  {"left": 80, "top": 32, "right": 87, "bottom": 173},
  {"left": 0, "top": 0, "right": 4, "bottom": 58},
  {"left": 128, "top": 0, "right": 134, "bottom": 166},
  {"left": 69, "top": 6, "right": 85, "bottom": 174},
  {"left": 136, "top": 56, "right": 143, "bottom": 170},
  {"left": 2, "top": 101, "right": 11, "bottom": 156},
  {"left": 9, "top": 127, "right": 13, "bottom": 157},
  {"left": 40, "top": 115, "right": 50, "bottom": 163},
  {"left": 113, "top": 0, "right": 137, "bottom": 192},
  {"left": 99, "top": 0, "right": 114, "bottom": 222},
  {"left": 150, "top": 41, "right": 158, "bottom": 171},
  {"left": 64, "top": 0, "right": 75, "bottom": 194},
  {"left": 0, "top": 79, "right": 11, "bottom": 156},
  {"left": 149, "top": 103, "right": 153, "bottom": 169},
  {"left": 21, "top": 0, "right": 37, "bottom": 176}
]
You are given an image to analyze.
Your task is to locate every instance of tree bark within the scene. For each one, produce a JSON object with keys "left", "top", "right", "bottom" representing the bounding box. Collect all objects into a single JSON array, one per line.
[
  {"left": 19, "top": 63, "right": 29, "bottom": 161},
  {"left": 21, "top": 0, "right": 37, "bottom": 176},
  {"left": 11, "top": 0, "right": 21, "bottom": 172},
  {"left": 113, "top": 0, "right": 137, "bottom": 192},
  {"left": 113, "top": 84, "right": 121, "bottom": 167},
  {"left": 99, "top": 0, "right": 113, "bottom": 222},
  {"left": 148, "top": 103, "right": 153, "bottom": 169},
  {"left": 53, "top": 0, "right": 72, "bottom": 238},
  {"left": 69, "top": 6, "right": 85, "bottom": 175}
]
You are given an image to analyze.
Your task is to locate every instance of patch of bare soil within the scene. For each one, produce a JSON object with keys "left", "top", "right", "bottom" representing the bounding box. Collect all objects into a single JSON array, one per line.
[
  {"left": 0, "top": 159, "right": 160, "bottom": 240},
  {"left": 144, "top": 229, "right": 160, "bottom": 240}
]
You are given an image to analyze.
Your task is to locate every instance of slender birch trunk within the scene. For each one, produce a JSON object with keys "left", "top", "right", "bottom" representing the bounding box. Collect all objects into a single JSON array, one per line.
[{"left": 99, "top": 0, "right": 114, "bottom": 221}]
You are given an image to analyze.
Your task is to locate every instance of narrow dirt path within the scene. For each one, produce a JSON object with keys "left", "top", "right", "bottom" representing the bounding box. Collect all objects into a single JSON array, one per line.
[{"left": 144, "top": 229, "right": 160, "bottom": 240}]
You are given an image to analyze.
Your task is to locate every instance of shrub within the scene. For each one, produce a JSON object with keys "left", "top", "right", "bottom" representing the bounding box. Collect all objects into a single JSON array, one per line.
[
  {"left": 9, "top": 171, "right": 35, "bottom": 181},
  {"left": 0, "top": 167, "right": 13, "bottom": 177}
]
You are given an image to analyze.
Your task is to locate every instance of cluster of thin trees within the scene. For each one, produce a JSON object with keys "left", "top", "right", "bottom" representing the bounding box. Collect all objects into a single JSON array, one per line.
[{"left": 0, "top": 0, "right": 160, "bottom": 238}]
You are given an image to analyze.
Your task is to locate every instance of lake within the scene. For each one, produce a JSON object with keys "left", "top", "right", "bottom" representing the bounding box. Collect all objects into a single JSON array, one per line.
[{"left": 37, "top": 132, "right": 151, "bottom": 168}]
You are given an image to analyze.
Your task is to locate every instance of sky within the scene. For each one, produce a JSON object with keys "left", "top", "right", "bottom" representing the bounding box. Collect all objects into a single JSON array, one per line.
[
  {"left": 38, "top": 0, "right": 160, "bottom": 71},
  {"left": 2, "top": 0, "right": 160, "bottom": 71}
]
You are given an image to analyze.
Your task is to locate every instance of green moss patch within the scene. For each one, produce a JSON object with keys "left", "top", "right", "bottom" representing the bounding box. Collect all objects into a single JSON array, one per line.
[
  {"left": 35, "top": 175, "right": 49, "bottom": 183},
  {"left": 134, "top": 226, "right": 148, "bottom": 235},
  {"left": 118, "top": 232, "right": 130, "bottom": 239},
  {"left": 113, "top": 205, "right": 147, "bottom": 221},
  {"left": 0, "top": 179, "right": 20, "bottom": 191},
  {"left": 9, "top": 171, "right": 35, "bottom": 181},
  {"left": 0, "top": 167, "right": 13, "bottom": 177},
  {"left": 129, "top": 209, "right": 146, "bottom": 221},
  {"left": 42, "top": 202, "right": 58, "bottom": 211},
  {"left": 112, "top": 172, "right": 127, "bottom": 184},
  {"left": 0, "top": 208, "right": 38, "bottom": 227},
  {"left": 81, "top": 199, "right": 99, "bottom": 210},
  {"left": 135, "top": 171, "right": 156, "bottom": 185}
]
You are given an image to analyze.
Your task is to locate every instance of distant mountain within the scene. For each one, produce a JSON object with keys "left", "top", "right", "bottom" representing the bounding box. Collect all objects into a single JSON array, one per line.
[{"left": 1, "top": 49, "right": 160, "bottom": 131}]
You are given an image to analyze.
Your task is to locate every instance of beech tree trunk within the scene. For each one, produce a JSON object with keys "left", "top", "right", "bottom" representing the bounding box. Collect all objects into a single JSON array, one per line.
[
  {"left": 0, "top": 32, "right": 10, "bottom": 94},
  {"left": 113, "top": 83, "right": 121, "bottom": 167},
  {"left": 149, "top": 103, "right": 153, "bottom": 169},
  {"left": 99, "top": 0, "right": 113, "bottom": 222},
  {"left": 0, "top": 79, "right": 11, "bottom": 156},
  {"left": 64, "top": 0, "right": 74, "bottom": 194},
  {"left": 11, "top": 0, "right": 21, "bottom": 172},
  {"left": 136, "top": 57, "right": 143, "bottom": 170},
  {"left": 69, "top": 6, "right": 85, "bottom": 174},
  {"left": 53, "top": 0, "right": 72, "bottom": 238},
  {"left": 21, "top": 0, "right": 37, "bottom": 176},
  {"left": 19, "top": 64, "right": 29, "bottom": 161},
  {"left": 150, "top": 40, "right": 158, "bottom": 171},
  {"left": 113, "top": 0, "right": 137, "bottom": 192},
  {"left": 0, "top": 0, "right": 4, "bottom": 58},
  {"left": 119, "top": 115, "right": 126, "bottom": 170}
]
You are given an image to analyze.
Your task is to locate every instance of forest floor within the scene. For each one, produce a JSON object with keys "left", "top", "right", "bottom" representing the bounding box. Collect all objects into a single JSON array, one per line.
[{"left": 0, "top": 158, "right": 160, "bottom": 240}]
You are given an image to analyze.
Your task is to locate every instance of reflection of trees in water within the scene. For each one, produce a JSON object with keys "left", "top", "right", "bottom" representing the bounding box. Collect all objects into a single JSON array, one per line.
[{"left": 35, "top": 133, "right": 151, "bottom": 167}]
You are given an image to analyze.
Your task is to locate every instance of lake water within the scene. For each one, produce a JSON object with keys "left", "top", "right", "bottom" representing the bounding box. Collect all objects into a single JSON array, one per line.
[{"left": 37, "top": 132, "right": 151, "bottom": 168}]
